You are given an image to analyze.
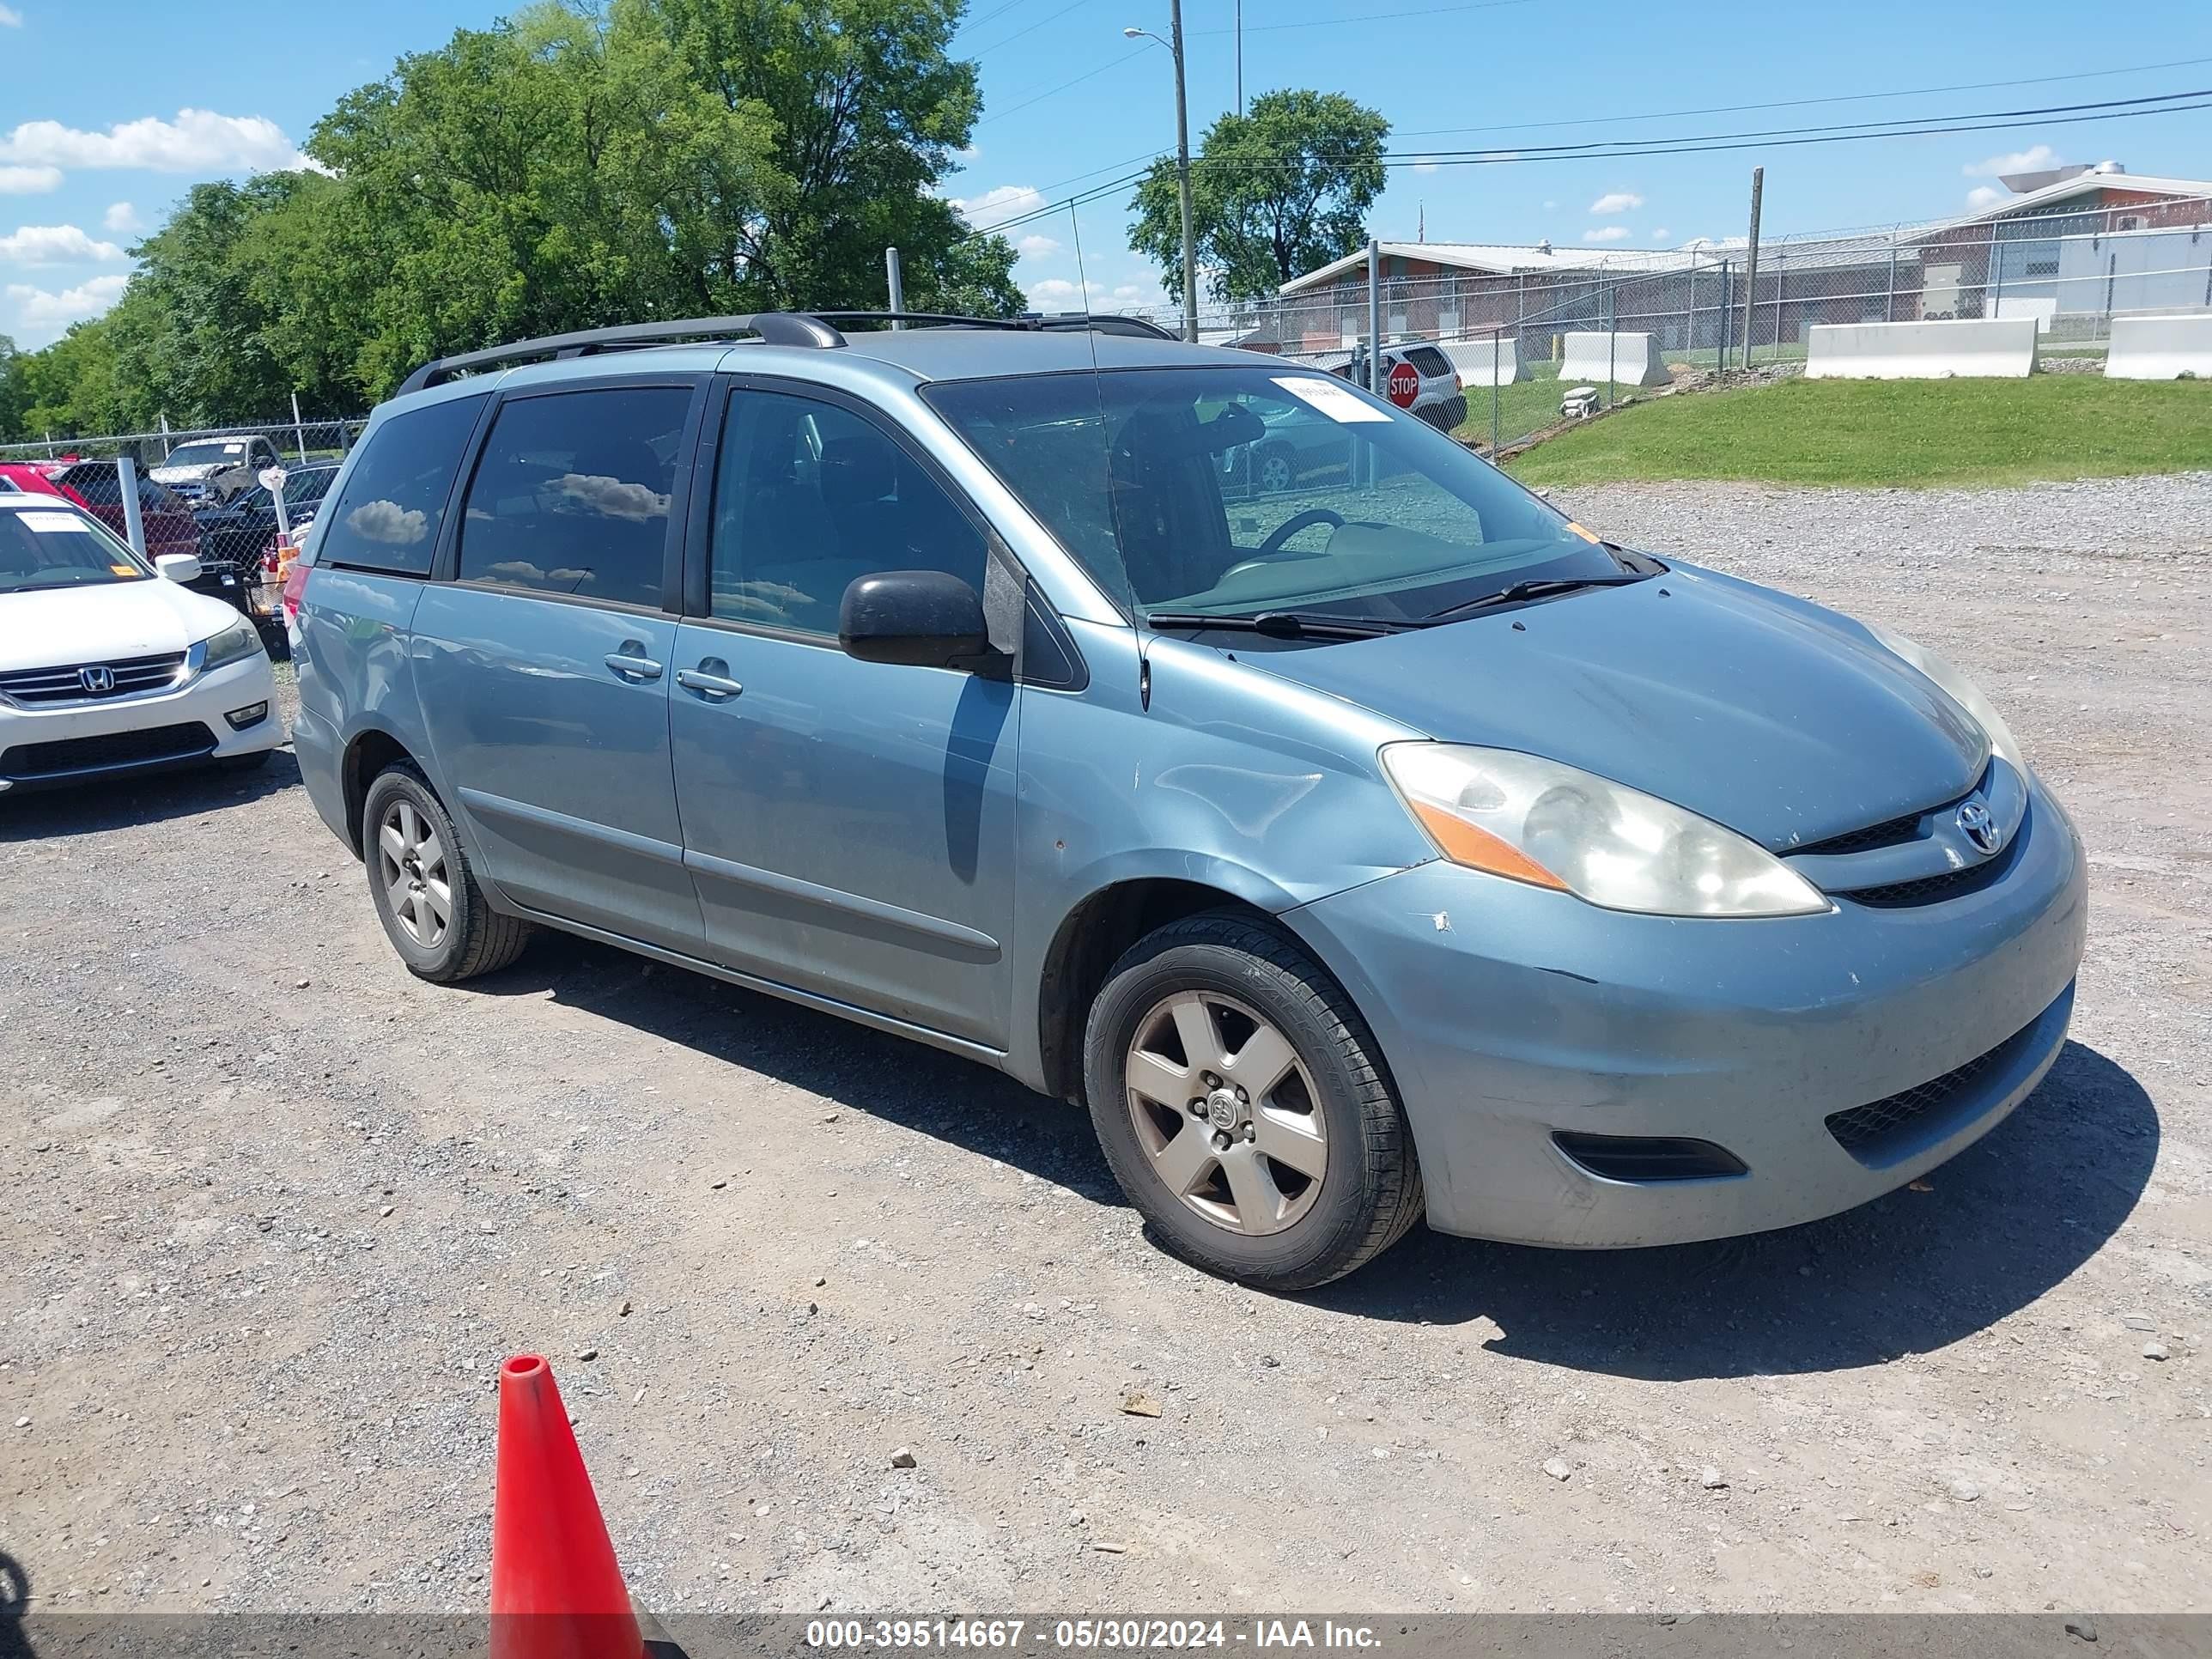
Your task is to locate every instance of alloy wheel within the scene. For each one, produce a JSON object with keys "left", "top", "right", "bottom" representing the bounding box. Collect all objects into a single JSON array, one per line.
[
  {"left": 1123, "top": 990, "right": 1328, "bottom": 1236},
  {"left": 376, "top": 798, "right": 453, "bottom": 950}
]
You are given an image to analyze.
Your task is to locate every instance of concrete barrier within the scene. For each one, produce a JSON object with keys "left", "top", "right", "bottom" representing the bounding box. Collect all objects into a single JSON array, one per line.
[
  {"left": 2104, "top": 313, "right": 2212, "bottom": 380},
  {"left": 1557, "top": 331, "right": 1668, "bottom": 388},
  {"left": 1992, "top": 296, "right": 2057, "bottom": 331},
  {"left": 1438, "top": 336, "right": 1525, "bottom": 387},
  {"left": 1805, "top": 318, "right": 2039, "bottom": 379}
]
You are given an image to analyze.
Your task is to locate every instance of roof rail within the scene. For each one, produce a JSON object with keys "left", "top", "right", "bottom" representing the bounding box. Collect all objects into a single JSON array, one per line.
[
  {"left": 395, "top": 313, "right": 847, "bottom": 396},
  {"left": 1019, "top": 312, "right": 1180, "bottom": 341},
  {"left": 812, "top": 309, "right": 1182, "bottom": 342}
]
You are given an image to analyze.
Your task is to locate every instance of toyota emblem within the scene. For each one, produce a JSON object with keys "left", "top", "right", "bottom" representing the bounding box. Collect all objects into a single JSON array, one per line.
[{"left": 1956, "top": 799, "right": 2002, "bottom": 855}]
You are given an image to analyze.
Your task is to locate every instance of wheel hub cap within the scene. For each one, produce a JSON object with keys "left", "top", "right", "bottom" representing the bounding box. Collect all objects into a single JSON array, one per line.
[
  {"left": 1122, "top": 990, "right": 1328, "bottom": 1237},
  {"left": 1205, "top": 1088, "right": 1243, "bottom": 1131}
]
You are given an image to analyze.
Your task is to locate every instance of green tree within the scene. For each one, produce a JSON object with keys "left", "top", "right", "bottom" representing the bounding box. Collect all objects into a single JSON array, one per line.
[
  {"left": 1130, "top": 88, "right": 1389, "bottom": 304},
  {"left": 0, "top": 0, "right": 1024, "bottom": 437}
]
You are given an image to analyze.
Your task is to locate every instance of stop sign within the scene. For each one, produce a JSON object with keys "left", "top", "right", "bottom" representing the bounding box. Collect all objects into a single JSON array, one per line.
[{"left": 1386, "top": 358, "right": 1420, "bottom": 409}]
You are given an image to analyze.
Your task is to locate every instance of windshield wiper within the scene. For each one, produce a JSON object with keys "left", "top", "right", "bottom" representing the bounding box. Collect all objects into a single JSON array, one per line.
[
  {"left": 1424, "top": 572, "right": 1650, "bottom": 623},
  {"left": 1144, "top": 609, "right": 1412, "bottom": 640}
]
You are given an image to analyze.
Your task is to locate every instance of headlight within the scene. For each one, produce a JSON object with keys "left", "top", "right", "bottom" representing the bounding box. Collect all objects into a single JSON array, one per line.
[
  {"left": 1861, "top": 622, "right": 2026, "bottom": 775},
  {"left": 199, "top": 617, "right": 264, "bottom": 670},
  {"left": 1380, "top": 744, "right": 1829, "bottom": 918}
]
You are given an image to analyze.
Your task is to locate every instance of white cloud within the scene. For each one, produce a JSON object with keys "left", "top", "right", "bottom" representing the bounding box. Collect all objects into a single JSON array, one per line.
[
  {"left": 1016, "top": 234, "right": 1060, "bottom": 258},
  {"left": 1651, "top": 227, "right": 1670, "bottom": 242},
  {"left": 1025, "top": 273, "right": 1169, "bottom": 313},
  {"left": 344, "top": 499, "right": 428, "bottom": 546},
  {"left": 1965, "top": 143, "right": 2058, "bottom": 178},
  {"left": 950, "top": 183, "right": 1047, "bottom": 229},
  {"left": 1677, "top": 234, "right": 1747, "bottom": 252},
  {"left": 102, "top": 201, "right": 141, "bottom": 233},
  {"left": 1589, "top": 191, "right": 1644, "bottom": 215},
  {"left": 1411, "top": 160, "right": 1439, "bottom": 174},
  {"left": 1965, "top": 185, "right": 2006, "bottom": 210},
  {"left": 5, "top": 271, "right": 127, "bottom": 328},
  {"left": 0, "top": 108, "right": 309, "bottom": 174},
  {"left": 0, "top": 164, "right": 62, "bottom": 193},
  {"left": 1583, "top": 225, "right": 1632, "bottom": 243},
  {"left": 0, "top": 5, "right": 23, "bottom": 26},
  {"left": 0, "top": 223, "right": 125, "bottom": 264},
  {"left": 1542, "top": 199, "right": 1556, "bottom": 211}
]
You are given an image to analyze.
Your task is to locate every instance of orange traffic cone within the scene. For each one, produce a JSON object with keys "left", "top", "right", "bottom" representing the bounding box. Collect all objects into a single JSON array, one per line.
[{"left": 490, "top": 1354, "right": 643, "bottom": 1659}]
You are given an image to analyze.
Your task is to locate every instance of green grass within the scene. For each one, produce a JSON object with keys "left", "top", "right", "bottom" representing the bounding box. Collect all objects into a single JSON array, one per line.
[{"left": 1499, "top": 374, "right": 2212, "bottom": 489}]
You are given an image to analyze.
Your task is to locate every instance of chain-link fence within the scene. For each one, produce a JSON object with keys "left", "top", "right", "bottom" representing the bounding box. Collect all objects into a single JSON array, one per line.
[
  {"left": 3, "top": 419, "right": 364, "bottom": 646},
  {"left": 1117, "top": 192, "right": 2212, "bottom": 459}
]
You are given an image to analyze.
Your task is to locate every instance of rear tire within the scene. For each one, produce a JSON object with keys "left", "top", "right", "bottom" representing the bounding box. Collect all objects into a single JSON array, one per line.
[
  {"left": 362, "top": 763, "right": 529, "bottom": 982},
  {"left": 1083, "top": 910, "right": 1423, "bottom": 1291}
]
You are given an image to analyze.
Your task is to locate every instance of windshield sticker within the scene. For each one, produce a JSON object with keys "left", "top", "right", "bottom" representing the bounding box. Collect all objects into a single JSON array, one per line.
[
  {"left": 110, "top": 564, "right": 143, "bottom": 578},
  {"left": 1564, "top": 521, "right": 1602, "bottom": 543},
  {"left": 1271, "top": 376, "right": 1389, "bottom": 423},
  {"left": 18, "top": 511, "right": 87, "bottom": 533}
]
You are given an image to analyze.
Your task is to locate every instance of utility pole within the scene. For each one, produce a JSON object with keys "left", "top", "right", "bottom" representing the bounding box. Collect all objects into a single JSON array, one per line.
[
  {"left": 1740, "top": 166, "right": 1764, "bottom": 372},
  {"left": 1171, "top": 0, "right": 1197, "bottom": 343},
  {"left": 1124, "top": 9, "right": 1200, "bottom": 343},
  {"left": 1236, "top": 0, "right": 1243, "bottom": 116}
]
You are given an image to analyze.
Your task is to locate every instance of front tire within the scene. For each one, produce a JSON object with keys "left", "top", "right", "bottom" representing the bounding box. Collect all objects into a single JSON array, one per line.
[
  {"left": 1083, "top": 911, "right": 1423, "bottom": 1291},
  {"left": 362, "top": 763, "right": 529, "bottom": 982}
]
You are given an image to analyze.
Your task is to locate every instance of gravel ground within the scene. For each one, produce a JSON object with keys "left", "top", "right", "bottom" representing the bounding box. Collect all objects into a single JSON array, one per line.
[{"left": 3, "top": 474, "right": 2209, "bottom": 1618}]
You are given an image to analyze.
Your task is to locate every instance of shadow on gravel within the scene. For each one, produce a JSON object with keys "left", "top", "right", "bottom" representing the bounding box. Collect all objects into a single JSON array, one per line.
[
  {"left": 456, "top": 932, "right": 1117, "bottom": 1188},
  {"left": 0, "top": 750, "right": 298, "bottom": 843},
  {"left": 458, "top": 937, "right": 2155, "bottom": 1381},
  {"left": 1305, "top": 1040, "right": 2157, "bottom": 1380},
  {"left": 0, "top": 1549, "right": 28, "bottom": 1659}
]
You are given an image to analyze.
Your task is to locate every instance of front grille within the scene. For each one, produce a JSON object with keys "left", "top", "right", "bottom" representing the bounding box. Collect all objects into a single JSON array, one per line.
[
  {"left": 1, "top": 720, "right": 216, "bottom": 781},
  {"left": 0, "top": 651, "right": 188, "bottom": 705},
  {"left": 1403, "top": 346, "right": 1454, "bottom": 378},
  {"left": 1840, "top": 832, "right": 2022, "bottom": 908},
  {"left": 1796, "top": 807, "right": 1928, "bottom": 857},
  {"left": 1824, "top": 1016, "right": 2042, "bottom": 1164}
]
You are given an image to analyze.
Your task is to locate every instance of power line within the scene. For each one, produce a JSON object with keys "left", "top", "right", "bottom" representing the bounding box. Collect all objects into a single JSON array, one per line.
[
  {"left": 964, "top": 0, "right": 1091, "bottom": 59},
  {"left": 976, "top": 47, "right": 1152, "bottom": 125},
  {"left": 952, "top": 85, "right": 2211, "bottom": 240},
  {"left": 1390, "top": 52, "right": 2212, "bottom": 140},
  {"left": 1190, "top": 0, "right": 1541, "bottom": 33}
]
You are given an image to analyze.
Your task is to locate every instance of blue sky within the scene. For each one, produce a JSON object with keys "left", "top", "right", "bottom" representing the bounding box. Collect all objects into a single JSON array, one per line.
[{"left": 3, "top": 0, "right": 2209, "bottom": 348}]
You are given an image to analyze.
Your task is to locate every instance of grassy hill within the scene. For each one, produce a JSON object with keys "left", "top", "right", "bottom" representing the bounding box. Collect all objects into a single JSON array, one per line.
[{"left": 1493, "top": 374, "right": 2212, "bottom": 489}]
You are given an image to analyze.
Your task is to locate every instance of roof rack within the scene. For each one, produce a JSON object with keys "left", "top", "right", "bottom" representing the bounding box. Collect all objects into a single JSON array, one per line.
[
  {"left": 395, "top": 313, "right": 847, "bottom": 395},
  {"left": 393, "top": 307, "right": 1184, "bottom": 396},
  {"left": 811, "top": 310, "right": 1180, "bottom": 341}
]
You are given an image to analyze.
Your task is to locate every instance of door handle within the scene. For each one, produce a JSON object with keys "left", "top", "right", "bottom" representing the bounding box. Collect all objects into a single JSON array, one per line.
[
  {"left": 677, "top": 663, "right": 744, "bottom": 701},
  {"left": 605, "top": 646, "right": 664, "bottom": 682}
]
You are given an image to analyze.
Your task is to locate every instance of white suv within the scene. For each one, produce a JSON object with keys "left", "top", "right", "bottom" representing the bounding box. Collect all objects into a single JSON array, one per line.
[{"left": 0, "top": 496, "right": 283, "bottom": 793}]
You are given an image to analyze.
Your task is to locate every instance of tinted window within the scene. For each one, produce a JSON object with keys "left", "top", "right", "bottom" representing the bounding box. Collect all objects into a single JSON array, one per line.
[
  {"left": 708, "top": 389, "right": 985, "bottom": 635},
  {"left": 317, "top": 394, "right": 487, "bottom": 576},
  {"left": 927, "top": 367, "right": 1607, "bottom": 621},
  {"left": 458, "top": 387, "right": 689, "bottom": 607}
]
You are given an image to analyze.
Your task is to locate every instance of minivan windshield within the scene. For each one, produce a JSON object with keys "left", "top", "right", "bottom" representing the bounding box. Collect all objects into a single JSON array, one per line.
[{"left": 925, "top": 365, "right": 1631, "bottom": 625}]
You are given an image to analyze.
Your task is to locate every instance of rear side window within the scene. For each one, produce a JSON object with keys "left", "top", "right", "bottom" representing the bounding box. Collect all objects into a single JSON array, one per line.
[
  {"left": 316, "top": 393, "right": 487, "bottom": 576},
  {"left": 457, "top": 386, "right": 689, "bottom": 608}
]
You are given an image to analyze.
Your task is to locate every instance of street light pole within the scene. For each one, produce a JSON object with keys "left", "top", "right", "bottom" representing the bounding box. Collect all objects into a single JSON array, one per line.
[{"left": 1126, "top": 12, "right": 1200, "bottom": 343}]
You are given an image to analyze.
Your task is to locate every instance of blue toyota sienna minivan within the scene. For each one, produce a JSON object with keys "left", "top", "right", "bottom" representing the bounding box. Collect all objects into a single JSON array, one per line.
[{"left": 289, "top": 313, "right": 2087, "bottom": 1289}]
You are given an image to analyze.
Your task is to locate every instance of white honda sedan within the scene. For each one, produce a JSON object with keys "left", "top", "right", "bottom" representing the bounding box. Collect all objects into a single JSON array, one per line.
[{"left": 0, "top": 495, "right": 283, "bottom": 793}]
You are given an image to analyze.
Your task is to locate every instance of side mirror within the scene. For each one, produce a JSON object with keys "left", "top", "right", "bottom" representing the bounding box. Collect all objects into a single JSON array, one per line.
[
  {"left": 155, "top": 553, "right": 204, "bottom": 584},
  {"left": 839, "top": 570, "right": 991, "bottom": 670}
]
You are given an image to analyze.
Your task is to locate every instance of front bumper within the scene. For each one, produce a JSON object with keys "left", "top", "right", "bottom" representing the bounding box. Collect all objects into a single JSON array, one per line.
[
  {"left": 0, "top": 652, "right": 283, "bottom": 793},
  {"left": 1287, "top": 781, "right": 2087, "bottom": 1248}
]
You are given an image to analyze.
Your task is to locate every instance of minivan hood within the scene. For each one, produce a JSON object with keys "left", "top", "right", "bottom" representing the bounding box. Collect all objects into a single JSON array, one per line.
[
  {"left": 1247, "top": 566, "right": 1987, "bottom": 850},
  {"left": 0, "top": 578, "right": 232, "bottom": 672}
]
